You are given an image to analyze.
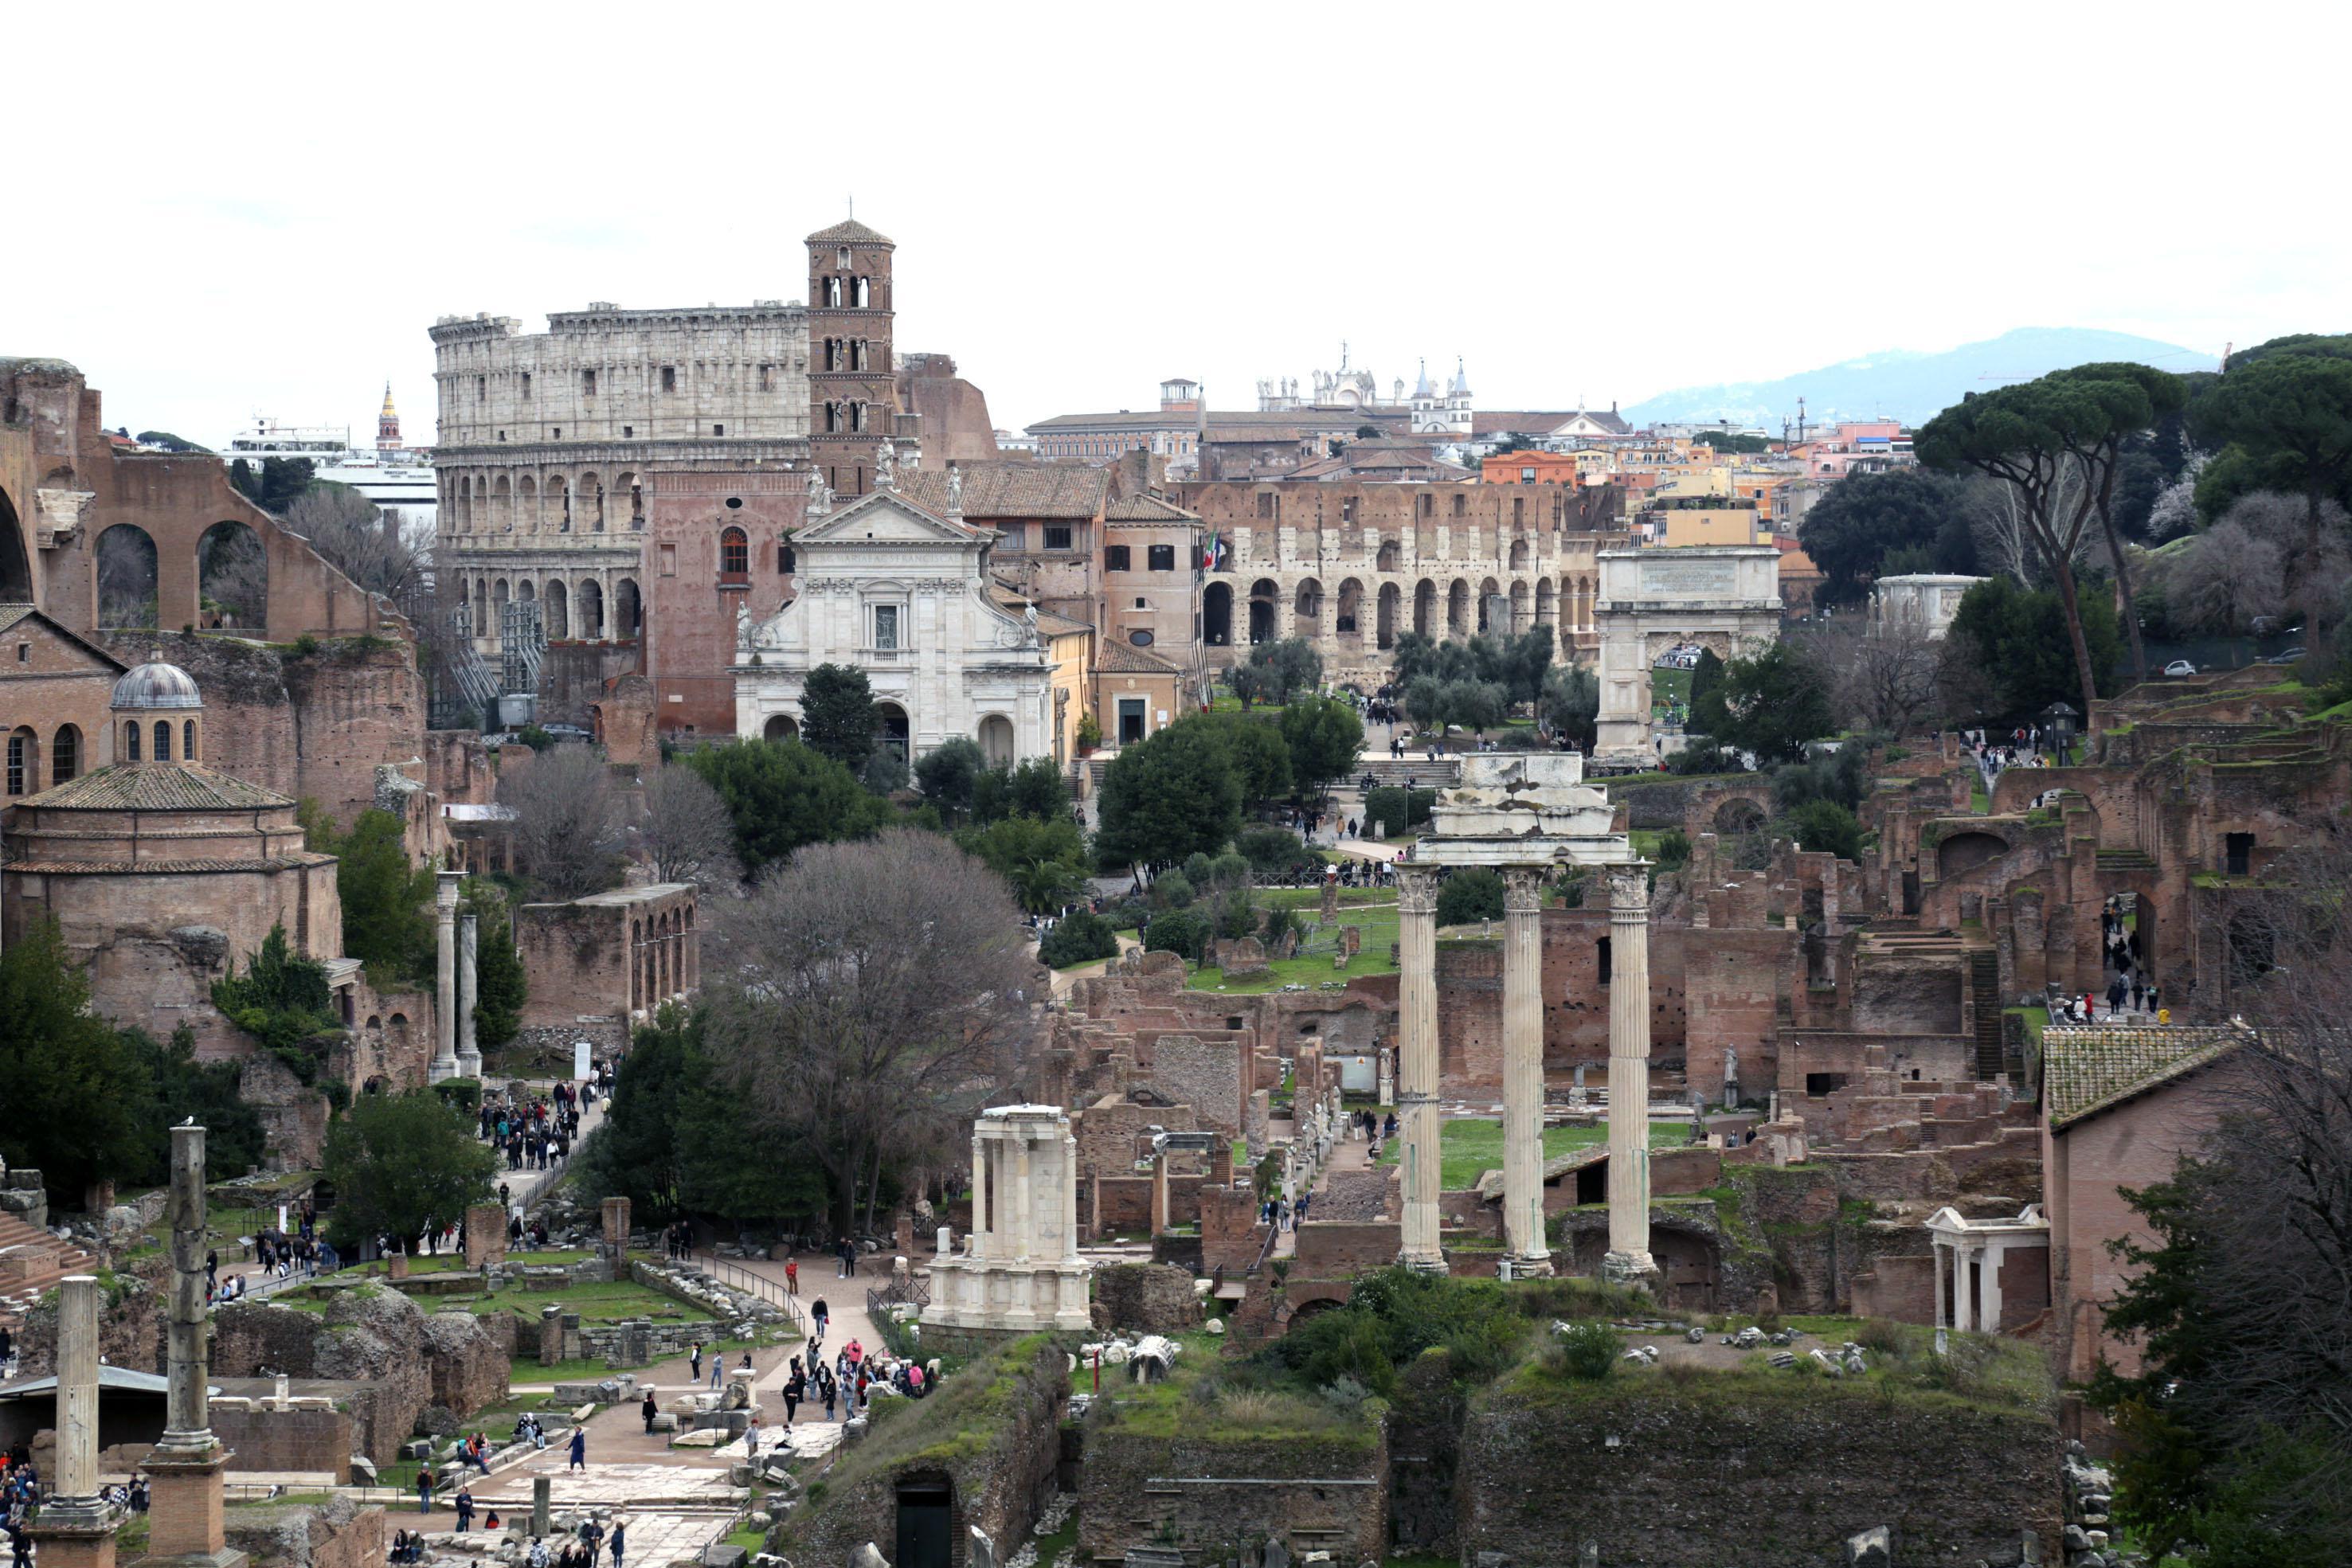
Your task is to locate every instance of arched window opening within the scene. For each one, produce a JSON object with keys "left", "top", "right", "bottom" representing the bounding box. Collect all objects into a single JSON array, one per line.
[
  {"left": 720, "top": 527, "right": 749, "bottom": 579},
  {"left": 51, "top": 725, "right": 80, "bottom": 784},
  {"left": 198, "top": 520, "right": 268, "bottom": 629},
  {"left": 6, "top": 727, "right": 35, "bottom": 796},
  {"left": 183, "top": 720, "right": 198, "bottom": 762},
  {"left": 125, "top": 721, "right": 141, "bottom": 762},
  {"left": 153, "top": 720, "right": 173, "bottom": 762},
  {"left": 96, "top": 524, "right": 160, "bottom": 629},
  {"left": 546, "top": 581, "right": 569, "bottom": 639}
]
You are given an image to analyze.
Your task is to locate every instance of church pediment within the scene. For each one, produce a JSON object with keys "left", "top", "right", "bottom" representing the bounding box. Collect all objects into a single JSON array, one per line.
[{"left": 796, "top": 489, "right": 976, "bottom": 546}]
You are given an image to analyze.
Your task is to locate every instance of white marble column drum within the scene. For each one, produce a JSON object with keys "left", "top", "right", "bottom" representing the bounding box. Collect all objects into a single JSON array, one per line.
[
  {"left": 1604, "top": 864, "right": 1660, "bottom": 1285},
  {"left": 56, "top": 1273, "right": 101, "bottom": 1502},
  {"left": 1501, "top": 866, "right": 1552, "bottom": 1274},
  {"left": 431, "top": 871, "right": 463, "bottom": 1081},
  {"left": 1396, "top": 865, "right": 1444, "bottom": 1271},
  {"left": 969, "top": 1134, "right": 989, "bottom": 1258}
]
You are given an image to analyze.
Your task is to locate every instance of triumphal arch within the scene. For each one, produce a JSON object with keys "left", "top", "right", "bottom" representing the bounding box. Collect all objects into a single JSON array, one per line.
[{"left": 1591, "top": 545, "right": 1783, "bottom": 766}]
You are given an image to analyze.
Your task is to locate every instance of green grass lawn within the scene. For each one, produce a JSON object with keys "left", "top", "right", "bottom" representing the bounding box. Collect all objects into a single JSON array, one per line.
[
  {"left": 1189, "top": 904, "right": 1403, "bottom": 993},
  {"left": 1650, "top": 666, "right": 1693, "bottom": 714},
  {"left": 1257, "top": 886, "right": 1396, "bottom": 909},
  {"left": 1380, "top": 1116, "right": 1692, "bottom": 1190}
]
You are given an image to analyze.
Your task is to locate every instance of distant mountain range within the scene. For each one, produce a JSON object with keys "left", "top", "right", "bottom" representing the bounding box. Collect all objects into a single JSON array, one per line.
[{"left": 1620, "top": 327, "right": 2220, "bottom": 431}]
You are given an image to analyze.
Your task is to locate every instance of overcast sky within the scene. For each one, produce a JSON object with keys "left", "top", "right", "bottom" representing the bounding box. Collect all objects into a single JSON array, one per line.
[{"left": 6, "top": 2, "right": 2340, "bottom": 449}]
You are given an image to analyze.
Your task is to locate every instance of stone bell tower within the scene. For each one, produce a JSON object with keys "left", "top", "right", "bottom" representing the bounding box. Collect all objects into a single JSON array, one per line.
[{"left": 806, "top": 217, "right": 918, "bottom": 499}]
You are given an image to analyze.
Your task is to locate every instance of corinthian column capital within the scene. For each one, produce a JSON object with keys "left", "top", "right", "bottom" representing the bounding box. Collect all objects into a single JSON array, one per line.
[
  {"left": 1501, "top": 864, "right": 1548, "bottom": 913},
  {"left": 1608, "top": 863, "right": 1651, "bottom": 915},
  {"left": 1395, "top": 864, "right": 1442, "bottom": 915}
]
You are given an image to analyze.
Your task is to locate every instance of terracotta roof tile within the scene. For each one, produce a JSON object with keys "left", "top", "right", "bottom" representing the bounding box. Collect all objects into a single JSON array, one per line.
[
  {"left": 898, "top": 463, "right": 1107, "bottom": 520},
  {"left": 23, "top": 763, "right": 295, "bottom": 811},
  {"left": 1104, "top": 494, "right": 1199, "bottom": 524},
  {"left": 805, "top": 218, "right": 893, "bottom": 246},
  {"left": 6, "top": 855, "right": 333, "bottom": 874},
  {"left": 1097, "top": 639, "right": 1180, "bottom": 674},
  {"left": 2043, "top": 1023, "right": 2248, "bottom": 1128}
]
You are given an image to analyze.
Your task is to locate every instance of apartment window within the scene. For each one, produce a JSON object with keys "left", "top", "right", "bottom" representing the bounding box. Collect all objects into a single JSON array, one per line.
[
  {"left": 623, "top": 425, "right": 634, "bottom": 439},
  {"left": 521, "top": 373, "right": 532, "bottom": 398},
  {"left": 551, "top": 428, "right": 561, "bottom": 440},
  {"left": 662, "top": 366, "right": 676, "bottom": 393},
  {"left": 719, "top": 527, "right": 749, "bottom": 578},
  {"left": 1043, "top": 525, "right": 1073, "bottom": 551},
  {"left": 1452, "top": 493, "right": 1466, "bottom": 517},
  {"left": 1148, "top": 544, "right": 1176, "bottom": 571},
  {"left": 777, "top": 544, "right": 796, "bottom": 574},
  {"left": 1105, "top": 545, "right": 1131, "bottom": 571},
  {"left": 873, "top": 604, "right": 900, "bottom": 651},
  {"left": 713, "top": 424, "right": 725, "bottom": 436},
  {"left": 1520, "top": 467, "right": 1536, "bottom": 483},
  {"left": 14, "top": 644, "right": 24, "bottom": 663},
  {"left": 581, "top": 370, "right": 597, "bottom": 396},
  {"left": 1134, "top": 597, "right": 1148, "bottom": 609}
]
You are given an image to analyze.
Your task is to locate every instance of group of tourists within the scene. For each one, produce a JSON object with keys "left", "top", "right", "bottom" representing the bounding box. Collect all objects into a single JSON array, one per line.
[
  {"left": 3, "top": 1448, "right": 41, "bottom": 1568},
  {"left": 477, "top": 1084, "right": 588, "bottom": 1173}
]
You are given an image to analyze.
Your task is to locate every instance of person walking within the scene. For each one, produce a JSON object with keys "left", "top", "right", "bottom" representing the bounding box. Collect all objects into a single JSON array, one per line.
[
  {"left": 567, "top": 1427, "right": 586, "bottom": 1472},
  {"left": 416, "top": 1468, "right": 434, "bottom": 1516},
  {"left": 784, "top": 1258, "right": 798, "bottom": 1296},
  {"left": 811, "top": 1297, "right": 829, "bottom": 1345},
  {"left": 707, "top": 1355, "right": 723, "bottom": 1391},
  {"left": 640, "top": 1390, "right": 657, "bottom": 1435},
  {"left": 688, "top": 1343, "right": 702, "bottom": 1385},
  {"left": 455, "top": 1486, "right": 475, "bottom": 1533},
  {"left": 609, "top": 1519, "right": 627, "bottom": 1568},
  {"left": 783, "top": 1359, "right": 804, "bottom": 1429},
  {"left": 578, "top": 1519, "right": 604, "bottom": 1568}
]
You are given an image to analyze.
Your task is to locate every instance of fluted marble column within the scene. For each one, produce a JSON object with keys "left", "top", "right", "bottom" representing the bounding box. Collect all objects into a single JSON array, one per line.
[
  {"left": 1604, "top": 865, "right": 1660, "bottom": 1285},
  {"left": 144, "top": 1124, "right": 241, "bottom": 1566},
  {"left": 969, "top": 1132, "right": 989, "bottom": 1258},
  {"left": 1396, "top": 865, "right": 1444, "bottom": 1271},
  {"left": 431, "top": 871, "right": 462, "bottom": 1081},
  {"left": 1501, "top": 866, "right": 1552, "bottom": 1274}
]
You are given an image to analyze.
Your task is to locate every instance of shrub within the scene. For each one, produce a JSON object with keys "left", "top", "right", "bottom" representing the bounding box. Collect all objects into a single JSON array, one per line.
[
  {"left": 1153, "top": 872, "right": 1196, "bottom": 909},
  {"left": 1363, "top": 786, "right": 1438, "bottom": 838},
  {"left": 1182, "top": 851, "right": 1215, "bottom": 887},
  {"left": 432, "top": 1078, "right": 483, "bottom": 1112},
  {"left": 1216, "top": 1387, "right": 1286, "bottom": 1425},
  {"left": 1787, "top": 798, "right": 1862, "bottom": 861},
  {"left": 1490, "top": 727, "right": 1543, "bottom": 749},
  {"left": 1436, "top": 866, "right": 1506, "bottom": 925},
  {"left": 1142, "top": 908, "right": 1212, "bottom": 962},
  {"left": 1652, "top": 828, "right": 1692, "bottom": 873},
  {"left": 1666, "top": 743, "right": 1740, "bottom": 776},
  {"left": 1237, "top": 824, "right": 1320, "bottom": 875},
  {"left": 1321, "top": 1375, "right": 1371, "bottom": 1417},
  {"left": 1546, "top": 1321, "right": 1621, "bottom": 1381},
  {"left": 1262, "top": 905, "right": 1299, "bottom": 950},
  {"left": 1208, "top": 850, "right": 1252, "bottom": 891},
  {"left": 1100, "top": 897, "right": 1153, "bottom": 932},
  {"left": 1039, "top": 912, "right": 1119, "bottom": 968}
]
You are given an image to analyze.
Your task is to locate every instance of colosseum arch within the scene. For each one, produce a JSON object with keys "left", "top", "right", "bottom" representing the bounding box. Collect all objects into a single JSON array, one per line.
[
  {"left": 616, "top": 471, "right": 642, "bottom": 529},
  {"left": 1446, "top": 578, "right": 1470, "bottom": 636},
  {"left": 515, "top": 475, "right": 536, "bottom": 533},
  {"left": 580, "top": 472, "right": 605, "bottom": 532},
  {"left": 547, "top": 475, "right": 570, "bottom": 532},
  {"left": 487, "top": 475, "right": 508, "bottom": 532},
  {"left": 1376, "top": 582, "right": 1400, "bottom": 649},
  {"left": 198, "top": 520, "right": 268, "bottom": 629},
  {"left": 546, "top": 579, "right": 569, "bottom": 638},
  {"left": 1203, "top": 580, "right": 1233, "bottom": 647},
  {"left": 1376, "top": 538, "right": 1401, "bottom": 573},
  {"left": 578, "top": 578, "right": 605, "bottom": 639},
  {"left": 1335, "top": 577, "right": 1363, "bottom": 640},
  {"left": 615, "top": 577, "right": 642, "bottom": 639},
  {"left": 1536, "top": 577, "right": 1556, "bottom": 631},
  {"left": 96, "top": 523, "right": 159, "bottom": 629},
  {"left": 1293, "top": 577, "right": 1323, "bottom": 637},
  {"left": 1247, "top": 578, "right": 1278, "bottom": 644},
  {"left": 1509, "top": 537, "right": 1529, "bottom": 570},
  {"left": 1415, "top": 578, "right": 1437, "bottom": 638},
  {"left": 1477, "top": 576, "right": 1501, "bottom": 634},
  {"left": 1509, "top": 580, "right": 1529, "bottom": 629}
]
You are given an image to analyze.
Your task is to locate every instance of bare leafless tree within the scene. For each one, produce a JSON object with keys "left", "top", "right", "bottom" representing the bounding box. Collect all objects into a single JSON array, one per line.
[
  {"left": 699, "top": 830, "right": 1039, "bottom": 1235},
  {"left": 635, "top": 764, "right": 741, "bottom": 890},
  {"left": 197, "top": 523, "right": 268, "bottom": 627},
  {"left": 2168, "top": 518, "right": 2287, "bottom": 635},
  {"left": 1811, "top": 618, "right": 1943, "bottom": 735},
  {"left": 496, "top": 744, "right": 624, "bottom": 899},
  {"left": 2152, "top": 827, "right": 2352, "bottom": 1468},
  {"left": 283, "top": 483, "right": 426, "bottom": 601},
  {"left": 1967, "top": 463, "right": 2099, "bottom": 588}
]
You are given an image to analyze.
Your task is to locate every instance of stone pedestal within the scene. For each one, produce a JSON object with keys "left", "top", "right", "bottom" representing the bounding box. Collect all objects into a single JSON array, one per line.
[
  {"left": 539, "top": 1305, "right": 564, "bottom": 1366},
  {"left": 533, "top": 1476, "right": 552, "bottom": 1537},
  {"left": 430, "top": 873, "right": 463, "bottom": 1082},
  {"left": 601, "top": 1196, "right": 632, "bottom": 1277},
  {"left": 464, "top": 1202, "right": 507, "bottom": 1268},
  {"left": 1501, "top": 867, "right": 1552, "bottom": 1275},
  {"left": 1603, "top": 866, "right": 1659, "bottom": 1287},
  {"left": 922, "top": 1105, "right": 1093, "bottom": 1335},
  {"left": 1395, "top": 867, "right": 1443, "bottom": 1270}
]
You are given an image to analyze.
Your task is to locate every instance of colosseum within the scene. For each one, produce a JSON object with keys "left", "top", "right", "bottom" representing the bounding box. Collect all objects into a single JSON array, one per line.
[{"left": 1169, "top": 478, "right": 1626, "bottom": 686}]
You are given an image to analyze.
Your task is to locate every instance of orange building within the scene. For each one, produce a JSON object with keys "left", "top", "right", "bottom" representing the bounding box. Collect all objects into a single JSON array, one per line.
[{"left": 1481, "top": 450, "right": 1582, "bottom": 486}]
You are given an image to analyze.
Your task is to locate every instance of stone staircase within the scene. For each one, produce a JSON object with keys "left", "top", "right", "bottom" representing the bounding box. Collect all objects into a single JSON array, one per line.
[
  {"left": 1967, "top": 950, "right": 2006, "bottom": 1081},
  {"left": 2093, "top": 847, "right": 2157, "bottom": 872},
  {"left": 0, "top": 1210, "right": 100, "bottom": 1328}
]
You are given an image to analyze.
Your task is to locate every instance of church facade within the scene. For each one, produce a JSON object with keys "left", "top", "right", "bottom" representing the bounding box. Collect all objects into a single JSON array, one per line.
[{"left": 732, "top": 456, "right": 1052, "bottom": 766}]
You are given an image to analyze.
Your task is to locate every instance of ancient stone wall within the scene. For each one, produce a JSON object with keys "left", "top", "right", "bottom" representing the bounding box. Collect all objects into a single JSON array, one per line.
[
  {"left": 223, "top": 1496, "right": 386, "bottom": 1568},
  {"left": 1458, "top": 1378, "right": 2057, "bottom": 1567},
  {"left": 1089, "top": 1263, "right": 1203, "bottom": 1335},
  {"left": 209, "top": 1405, "right": 355, "bottom": 1480},
  {"left": 1078, "top": 1424, "right": 1387, "bottom": 1564}
]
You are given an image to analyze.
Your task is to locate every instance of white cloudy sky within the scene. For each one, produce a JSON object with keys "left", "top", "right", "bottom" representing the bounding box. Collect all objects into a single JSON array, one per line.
[{"left": 5, "top": 2, "right": 2340, "bottom": 447}]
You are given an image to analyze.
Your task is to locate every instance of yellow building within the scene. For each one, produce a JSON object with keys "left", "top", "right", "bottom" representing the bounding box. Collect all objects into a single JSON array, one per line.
[{"left": 1650, "top": 504, "right": 1773, "bottom": 547}]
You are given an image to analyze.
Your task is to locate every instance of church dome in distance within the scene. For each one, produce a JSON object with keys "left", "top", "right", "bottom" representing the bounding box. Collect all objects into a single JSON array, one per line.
[{"left": 112, "top": 657, "right": 204, "bottom": 711}]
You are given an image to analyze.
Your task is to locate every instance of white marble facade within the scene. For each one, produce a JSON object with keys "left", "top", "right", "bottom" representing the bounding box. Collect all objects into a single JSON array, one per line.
[
  {"left": 923, "top": 1105, "right": 1094, "bottom": 1335},
  {"left": 732, "top": 480, "right": 1051, "bottom": 764}
]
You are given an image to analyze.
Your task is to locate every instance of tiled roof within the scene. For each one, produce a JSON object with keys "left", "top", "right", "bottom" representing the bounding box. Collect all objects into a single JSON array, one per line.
[
  {"left": 898, "top": 463, "right": 1106, "bottom": 520},
  {"left": 1474, "top": 409, "right": 1632, "bottom": 436},
  {"left": 2043, "top": 1023, "right": 2248, "bottom": 1129},
  {"left": 806, "top": 218, "right": 893, "bottom": 246},
  {"left": 5, "top": 854, "right": 332, "bottom": 874},
  {"left": 1104, "top": 494, "right": 1198, "bottom": 525},
  {"left": 22, "top": 763, "right": 295, "bottom": 811},
  {"left": 1098, "top": 639, "right": 1180, "bottom": 674},
  {"left": 0, "top": 605, "right": 33, "bottom": 635},
  {"left": 0, "top": 604, "right": 129, "bottom": 672}
]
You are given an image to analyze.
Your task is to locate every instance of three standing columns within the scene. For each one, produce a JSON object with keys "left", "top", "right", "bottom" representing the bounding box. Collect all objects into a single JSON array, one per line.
[
  {"left": 1501, "top": 867, "right": 1552, "bottom": 1274},
  {"left": 1604, "top": 865, "right": 1661, "bottom": 1285},
  {"left": 1395, "top": 866, "right": 1444, "bottom": 1271}
]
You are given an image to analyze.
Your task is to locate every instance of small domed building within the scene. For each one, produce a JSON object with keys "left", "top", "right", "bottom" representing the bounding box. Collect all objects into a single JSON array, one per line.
[{"left": 2, "top": 655, "right": 347, "bottom": 1057}]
